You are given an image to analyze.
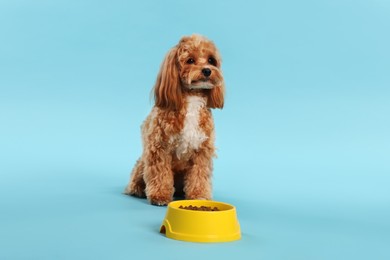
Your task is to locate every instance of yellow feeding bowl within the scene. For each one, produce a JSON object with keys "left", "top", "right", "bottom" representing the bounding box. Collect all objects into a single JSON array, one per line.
[{"left": 160, "top": 200, "right": 241, "bottom": 243}]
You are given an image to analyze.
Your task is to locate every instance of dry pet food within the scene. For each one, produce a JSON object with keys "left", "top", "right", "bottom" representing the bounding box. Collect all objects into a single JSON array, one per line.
[{"left": 179, "top": 205, "right": 220, "bottom": 211}]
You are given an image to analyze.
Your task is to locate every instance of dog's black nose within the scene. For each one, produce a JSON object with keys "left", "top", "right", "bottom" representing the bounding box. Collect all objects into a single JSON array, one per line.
[{"left": 202, "top": 68, "right": 212, "bottom": 77}]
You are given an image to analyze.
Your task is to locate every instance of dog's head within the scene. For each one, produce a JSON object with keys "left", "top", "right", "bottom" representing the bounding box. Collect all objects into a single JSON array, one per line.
[{"left": 154, "top": 34, "right": 225, "bottom": 110}]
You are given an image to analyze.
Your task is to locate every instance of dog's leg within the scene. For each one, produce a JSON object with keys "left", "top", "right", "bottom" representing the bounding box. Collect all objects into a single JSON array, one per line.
[
  {"left": 124, "top": 158, "right": 146, "bottom": 197},
  {"left": 184, "top": 151, "right": 213, "bottom": 200},
  {"left": 144, "top": 152, "right": 174, "bottom": 206}
]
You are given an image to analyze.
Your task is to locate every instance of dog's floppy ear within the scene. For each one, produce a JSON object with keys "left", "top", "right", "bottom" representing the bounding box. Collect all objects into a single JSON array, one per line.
[
  {"left": 154, "top": 47, "right": 183, "bottom": 110},
  {"left": 207, "top": 82, "right": 225, "bottom": 109}
]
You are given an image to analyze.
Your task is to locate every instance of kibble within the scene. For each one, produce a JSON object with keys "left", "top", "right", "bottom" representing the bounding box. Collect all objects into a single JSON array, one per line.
[{"left": 179, "top": 205, "right": 220, "bottom": 211}]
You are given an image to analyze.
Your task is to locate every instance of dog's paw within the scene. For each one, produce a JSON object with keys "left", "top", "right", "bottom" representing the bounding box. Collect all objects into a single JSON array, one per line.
[
  {"left": 148, "top": 195, "right": 172, "bottom": 206},
  {"left": 185, "top": 191, "right": 211, "bottom": 201},
  {"left": 124, "top": 185, "right": 146, "bottom": 198}
]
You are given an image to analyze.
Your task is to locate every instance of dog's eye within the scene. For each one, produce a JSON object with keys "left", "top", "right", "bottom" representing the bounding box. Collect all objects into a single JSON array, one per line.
[
  {"left": 208, "top": 57, "right": 217, "bottom": 66},
  {"left": 186, "top": 58, "right": 195, "bottom": 64}
]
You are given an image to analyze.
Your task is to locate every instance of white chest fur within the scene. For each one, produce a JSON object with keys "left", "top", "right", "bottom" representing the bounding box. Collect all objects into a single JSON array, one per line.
[{"left": 175, "top": 96, "right": 208, "bottom": 158}]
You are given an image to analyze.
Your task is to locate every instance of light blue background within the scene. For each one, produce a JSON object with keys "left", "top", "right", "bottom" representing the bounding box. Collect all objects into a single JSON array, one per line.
[{"left": 1, "top": 0, "right": 389, "bottom": 259}]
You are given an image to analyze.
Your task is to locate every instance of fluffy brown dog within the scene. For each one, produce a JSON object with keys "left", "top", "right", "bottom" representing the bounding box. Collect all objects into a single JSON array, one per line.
[{"left": 124, "top": 34, "right": 225, "bottom": 206}]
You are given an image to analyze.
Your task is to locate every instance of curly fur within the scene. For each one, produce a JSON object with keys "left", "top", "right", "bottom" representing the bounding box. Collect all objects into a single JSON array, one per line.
[{"left": 124, "top": 34, "right": 225, "bottom": 206}]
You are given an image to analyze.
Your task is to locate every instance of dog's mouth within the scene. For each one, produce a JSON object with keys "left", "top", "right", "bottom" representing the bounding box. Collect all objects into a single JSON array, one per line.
[{"left": 189, "top": 79, "right": 214, "bottom": 90}]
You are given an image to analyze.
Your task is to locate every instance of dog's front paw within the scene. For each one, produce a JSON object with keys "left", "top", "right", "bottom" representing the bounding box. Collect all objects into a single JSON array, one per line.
[
  {"left": 148, "top": 194, "right": 172, "bottom": 206},
  {"left": 185, "top": 190, "right": 211, "bottom": 201}
]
